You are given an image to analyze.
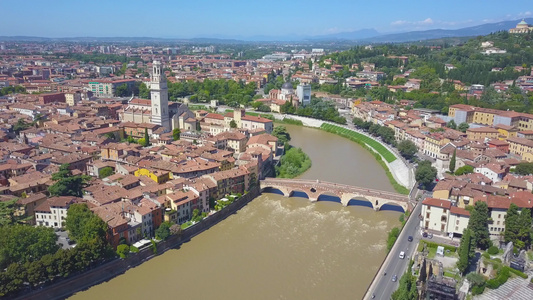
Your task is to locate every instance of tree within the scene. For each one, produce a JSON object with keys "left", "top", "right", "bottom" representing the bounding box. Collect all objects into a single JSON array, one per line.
[
  {"left": 415, "top": 160, "right": 437, "bottom": 189},
  {"left": 457, "top": 229, "right": 474, "bottom": 275},
  {"left": 48, "top": 164, "right": 91, "bottom": 197},
  {"left": 386, "top": 227, "right": 400, "bottom": 252},
  {"left": 65, "top": 204, "right": 108, "bottom": 244},
  {"left": 155, "top": 222, "right": 171, "bottom": 240},
  {"left": 504, "top": 203, "right": 521, "bottom": 246},
  {"left": 0, "top": 225, "right": 59, "bottom": 269},
  {"left": 517, "top": 208, "right": 532, "bottom": 249},
  {"left": 449, "top": 149, "right": 457, "bottom": 173},
  {"left": 397, "top": 140, "right": 418, "bottom": 160},
  {"left": 13, "top": 118, "right": 30, "bottom": 134},
  {"left": 143, "top": 128, "right": 150, "bottom": 147},
  {"left": 447, "top": 120, "right": 457, "bottom": 129},
  {"left": 469, "top": 201, "right": 491, "bottom": 250},
  {"left": 98, "top": 167, "right": 113, "bottom": 178},
  {"left": 515, "top": 163, "right": 533, "bottom": 175},
  {"left": 391, "top": 270, "right": 418, "bottom": 300},
  {"left": 272, "top": 126, "right": 291, "bottom": 145},
  {"left": 116, "top": 244, "right": 130, "bottom": 258},
  {"left": 115, "top": 84, "right": 129, "bottom": 97},
  {"left": 230, "top": 120, "right": 237, "bottom": 128},
  {"left": 458, "top": 122, "right": 469, "bottom": 133},
  {"left": 455, "top": 165, "right": 474, "bottom": 176},
  {"left": 172, "top": 128, "right": 181, "bottom": 141},
  {"left": 138, "top": 82, "right": 150, "bottom": 99}
]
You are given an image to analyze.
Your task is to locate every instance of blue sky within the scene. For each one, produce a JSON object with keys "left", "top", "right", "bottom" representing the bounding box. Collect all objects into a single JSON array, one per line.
[{"left": 0, "top": 0, "right": 531, "bottom": 38}]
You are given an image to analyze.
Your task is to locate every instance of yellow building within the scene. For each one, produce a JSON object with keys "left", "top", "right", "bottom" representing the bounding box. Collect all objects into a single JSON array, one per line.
[
  {"left": 495, "top": 124, "right": 518, "bottom": 140},
  {"left": 423, "top": 133, "right": 450, "bottom": 159},
  {"left": 507, "top": 137, "right": 533, "bottom": 161},
  {"left": 135, "top": 168, "right": 170, "bottom": 183},
  {"left": 466, "top": 127, "right": 499, "bottom": 140}
]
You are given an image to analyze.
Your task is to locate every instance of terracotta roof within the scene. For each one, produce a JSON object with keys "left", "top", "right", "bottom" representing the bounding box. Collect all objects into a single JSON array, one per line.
[{"left": 422, "top": 197, "right": 452, "bottom": 209}]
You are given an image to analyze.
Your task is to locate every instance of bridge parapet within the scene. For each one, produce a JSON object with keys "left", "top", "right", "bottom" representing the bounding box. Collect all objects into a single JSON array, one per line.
[{"left": 260, "top": 178, "right": 411, "bottom": 212}]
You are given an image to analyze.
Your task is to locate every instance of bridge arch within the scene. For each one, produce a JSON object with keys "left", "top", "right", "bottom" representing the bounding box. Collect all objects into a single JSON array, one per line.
[
  {"left": 376, "top": 201, "right": 406, "bottom": 213},
  {"left": 289, "top": 190, "right": 310, "bottom": 199},
  {"left": 346, "top": 198, "right": 374, "bottom": 209},
  {"left": 262, "top": 186, "right": 288, "bottom": 196},
  {"left": 317, "top": 192, "right": 342, "bottom": 204}
]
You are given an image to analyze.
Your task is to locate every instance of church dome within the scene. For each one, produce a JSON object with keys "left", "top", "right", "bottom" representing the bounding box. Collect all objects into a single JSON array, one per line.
[
  {"left": 282, "top": 82, "right": 293, "bottom": 89},
  {"left": 517, "top": 19, "right": 529, "bottom": 28}
]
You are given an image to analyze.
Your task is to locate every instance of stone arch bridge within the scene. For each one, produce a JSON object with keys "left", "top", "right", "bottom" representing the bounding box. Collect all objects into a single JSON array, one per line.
[{"left": 260, "top": 178, "right": 412, "bottom": 212}]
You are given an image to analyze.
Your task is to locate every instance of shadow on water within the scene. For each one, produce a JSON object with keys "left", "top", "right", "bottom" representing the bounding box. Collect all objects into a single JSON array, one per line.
[{"left": 317, "top": 194, "right": 341, "bottom": 203}]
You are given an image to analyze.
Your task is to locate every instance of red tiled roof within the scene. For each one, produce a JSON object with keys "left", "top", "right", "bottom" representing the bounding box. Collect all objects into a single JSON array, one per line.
[{"left": 422, "top": 197, "right": 452, "bottom": 209}]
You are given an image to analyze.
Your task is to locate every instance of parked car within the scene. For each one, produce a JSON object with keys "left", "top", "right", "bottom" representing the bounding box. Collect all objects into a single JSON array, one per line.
[
  {"left": 428, "top": 233, "right": 433, "bottom": 239},
  {"left": 392, "top": 275, "right": 398, "bottom": 282},
  {"left": 422, "top": 232, "right": 428, "bottom": 238},
  {"left": 407, "top": 236, "right": 413, "bottom": 242}
]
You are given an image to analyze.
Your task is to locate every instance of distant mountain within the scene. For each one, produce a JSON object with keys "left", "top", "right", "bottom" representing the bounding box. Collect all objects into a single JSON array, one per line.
[
  {"left": 359, "top": 18, "right": 533, "bottom": 43},
  {"left": 0, "top": 18, "right": 531, "bottom": 44},
  {"left": 306, "top": 28, "right": 380, "bottom": 41}
]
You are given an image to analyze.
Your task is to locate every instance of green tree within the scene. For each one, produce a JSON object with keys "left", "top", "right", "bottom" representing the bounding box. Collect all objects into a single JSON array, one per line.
[
  {"left": 469, "top": 201, "right": 491, "bottom": 250},
  {"left": 272, "top": 126, "right": 291, "bottom": 145},
  {"left": 172, "top": 128, "right": 181, "bottom": 141},
  {"left": 449, "top": 149, "right": 457, "bottom": 173},
  {"left": 515, "top": 163, "right": 533, "bottom": 175},
  {"left": 517, "top": 208, "right": 532, "bottom": 249},
  {"left": 0, "top": 225, "right": 59, "bottom": 269},
  {"left": 504, "top": 203, "right": 521, "bottom": 246},
  {"left": 115, "top": 83, "right": 129, "bottom": 97},
  {"left": 230, "top": 120, "right": 237, "bottom": 128},
  {"left": 397, "top": 140, "right": 418, "bottom": 160},
  {"left": 386, "top": 227, "right": 400, "bottom": 252},
  {"left": 155, "top": 222, "right": 171, "bottom": 240},
  {"left": 458, "top": 122, "right": 469, "bottom": 133},
  {"left": 98, "top": 167, "right": 113, "bottom": 178},
  {"left": 65, "top": 204, "right": 108, "bottom": 243},
  {"left": 138, "top": 82, "right": 151, "bottom": 99},
  {"left": 48, "top": 164, "right": 91, "bottom": 197},
  {"left": 415, "top": 160, "right": 437, "bottom": 189},
  {"left": 455, "top": 165, "right": 474, "bottom": 176},
  {"left": 447, "top": 120, "right": 457, "bottom": 129},
  {"left": 457, "top": 229, "right": 474, "bottom": 275},
  {"left": 116, "top": 244, "right": 130, "bottom": 258},
  {"left": 13, "top": 118, "right": 30, "bottom": 133},
  {"left": 391, "top": 269, "right": 418, "bottom": 300},
  {"left": 143, "top": 128, "right": 150, "bottom": 146}
]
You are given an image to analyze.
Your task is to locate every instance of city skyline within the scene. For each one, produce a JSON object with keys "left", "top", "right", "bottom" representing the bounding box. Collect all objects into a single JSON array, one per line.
[{"left": 0, "top": 0, "right": 531, "bottom": 39}]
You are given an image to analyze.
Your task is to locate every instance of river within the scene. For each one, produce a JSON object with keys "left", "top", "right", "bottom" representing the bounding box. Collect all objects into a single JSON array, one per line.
[{"left": 70, "top": 124, "right": 401, "bottom": 300}]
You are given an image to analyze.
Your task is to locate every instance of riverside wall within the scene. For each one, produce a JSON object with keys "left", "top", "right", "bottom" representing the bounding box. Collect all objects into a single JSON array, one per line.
[{"left": 15, "top": 187, "right": 261, "bottom": 300}]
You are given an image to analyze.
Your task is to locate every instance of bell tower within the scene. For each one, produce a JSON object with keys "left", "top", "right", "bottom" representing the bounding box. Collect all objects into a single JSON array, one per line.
[{"left": 150, "top": 60, "right": 171, "bottom": 130}]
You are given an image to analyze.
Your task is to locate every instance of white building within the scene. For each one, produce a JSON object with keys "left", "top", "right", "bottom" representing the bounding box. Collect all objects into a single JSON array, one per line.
[
  {"left": 35, "top": 196, "right": 80, "bottom": 228},
  {"left": 296, "top": 84, "right": 311, "bottom": 106}
]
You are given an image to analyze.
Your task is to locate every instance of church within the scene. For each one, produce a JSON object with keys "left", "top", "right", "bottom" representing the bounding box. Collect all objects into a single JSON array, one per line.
[
  {"left": 509, "top": 19, "right": 533, "bottom": 34},
  {"left": 120, "top": 60, "right": 197, "bottom": 132}
]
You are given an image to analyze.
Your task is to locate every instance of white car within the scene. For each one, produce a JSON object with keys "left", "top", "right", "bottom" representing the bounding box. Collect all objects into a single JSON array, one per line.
[{"left": 399, "top": 251, "right": 405, "bottom": 259}]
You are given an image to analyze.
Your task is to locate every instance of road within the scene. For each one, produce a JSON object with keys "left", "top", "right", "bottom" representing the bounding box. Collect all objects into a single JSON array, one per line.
[{"left": 364, "top": 198, "right": 423, "bottom": 300}]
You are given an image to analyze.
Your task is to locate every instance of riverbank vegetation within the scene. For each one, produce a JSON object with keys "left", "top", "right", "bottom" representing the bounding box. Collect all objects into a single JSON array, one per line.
[
  {"left": 0, "top": 203, "right": 113, "bottom": 297},
  {"left": 321, "top": 123, "right": 396, "bottom": 162},
  {"left": 320, "top": 123, "right": 409, "bottom": 194},
  {"left": 276, "top": 147, "right": 312, "bottom": 178}
]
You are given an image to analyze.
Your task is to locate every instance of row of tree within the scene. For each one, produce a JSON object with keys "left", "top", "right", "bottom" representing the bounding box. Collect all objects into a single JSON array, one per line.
[{"left": 281, "top": 98, "right": 347, "bottom": 124}]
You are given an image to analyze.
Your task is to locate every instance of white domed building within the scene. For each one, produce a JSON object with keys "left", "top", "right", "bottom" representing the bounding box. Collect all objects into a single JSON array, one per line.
[{"left": 509, "top": 19, "right": 533, "bottom": 34}]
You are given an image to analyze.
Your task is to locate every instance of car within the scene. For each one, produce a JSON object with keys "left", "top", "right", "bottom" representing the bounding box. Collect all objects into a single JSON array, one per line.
[
  {"left": 428, "top": 233, "right": 433, "bottom": 239},
  {"left": 422, "top": 232, "right": 428, "bottom": 238},
  {"left": 407, "top": 236, "right": 413, "bottom": 242},
  {"left": 399, "top": 251, "right": 405, "bottom": 259},
  {"left": 392, "top": 275, "right": 397, "bottom": 282}
]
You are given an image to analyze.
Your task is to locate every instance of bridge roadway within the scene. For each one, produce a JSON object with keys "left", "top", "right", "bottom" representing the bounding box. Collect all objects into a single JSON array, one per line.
[{"left": 260, "top": 178, "right": 411, "bottom": 212}]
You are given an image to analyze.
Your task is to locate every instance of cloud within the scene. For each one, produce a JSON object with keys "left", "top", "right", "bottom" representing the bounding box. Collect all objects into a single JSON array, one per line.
[
  {"left": 391, "top": 18, "right": 434, "bottom": 27},
  {"left": 420, "top": 18, "right": 434, "bottom": 25},
  {"left": 518, "top": 11, "right": 532, "bottom": 17}
]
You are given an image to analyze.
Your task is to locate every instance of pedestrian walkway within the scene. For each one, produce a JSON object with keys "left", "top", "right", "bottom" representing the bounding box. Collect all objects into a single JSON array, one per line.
[{"left": 474, "top": 275, "right": 533, "bottom": 300}]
